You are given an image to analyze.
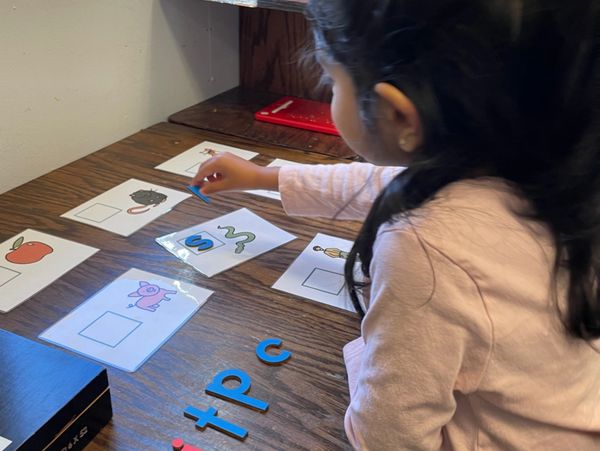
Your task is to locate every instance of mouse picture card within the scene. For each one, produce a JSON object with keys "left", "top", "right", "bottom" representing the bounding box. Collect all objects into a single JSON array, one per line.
[
  {"left": 61, "top": 179, "right": 191, "bottom": 236},
  {"left": 39, "top": 268, "right": 213, "bottom": 372},
  {"left": 0, "top": 229, "right": 98, "bottom": 312},
  {"left": 156, "top": 208, "right": 296, "bottom": 277}
]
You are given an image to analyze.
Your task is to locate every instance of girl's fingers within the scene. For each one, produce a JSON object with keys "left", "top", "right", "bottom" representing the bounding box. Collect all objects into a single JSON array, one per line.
[
  {"left": 196, "top": 170, "right": 226, "bottom": 195},
  {"left": 191, "top": 153, "right": 251, "bottom": 194},
  {"left": 207, "top": 173, "right": 223, "bottom": 182},
  {"left": 199, "top": 177, "right": 229, "bottom": 195},
  {"left": 191, "top": 158, "right": 222, "bottom": 186}
]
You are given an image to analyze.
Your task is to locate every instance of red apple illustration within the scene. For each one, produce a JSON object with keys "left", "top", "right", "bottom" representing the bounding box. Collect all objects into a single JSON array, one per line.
[{"left": 5, "top": 236, "right": 53, "bottom": 264}]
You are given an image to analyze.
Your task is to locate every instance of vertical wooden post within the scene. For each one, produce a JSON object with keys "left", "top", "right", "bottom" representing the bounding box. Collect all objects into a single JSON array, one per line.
[{"left": 239, "top": 8, "right": 331, "bottom": 101}]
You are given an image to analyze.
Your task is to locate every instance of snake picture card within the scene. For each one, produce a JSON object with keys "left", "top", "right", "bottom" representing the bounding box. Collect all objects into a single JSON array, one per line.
[
  {"left": 155, "top": 141, "right": 259, "bottom": 178},
  {"left": 61, "top": 178, "right": 191, "bottom": 237},
  {"left": 245, "top": 158, "right": 304, "bottom": 201},
  {"left": 0, "top": 229, "right": 99, "bottom": 313},
  {"left": 156, "top": 208, "right": 296, "bottom": 277},
  {"left": 272, "top": 233, "right": 358, "bottom": 312},
  {"left": 39, "top": 268, "right": 213, "bottom": 372}
]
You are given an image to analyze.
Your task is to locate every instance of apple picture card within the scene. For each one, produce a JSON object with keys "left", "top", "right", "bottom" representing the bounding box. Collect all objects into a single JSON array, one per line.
[
  {"left": 155, "top": 141, "right": 259, "bottom": 178},
  {"left": 0, "top": 229, "right": 99, "bottom": 313},
  {"left": 272, "top": 233, "right": 357, "bottom": 312},
  {"left": 61, "top": 179, "right": 191, "bottom": 237},
  {"left": 156, "top": 208, "right": 296, "bottom": 277},
  {"left": 39, "top": 268, "right": 213, "bottom": 372},
  {"left": 245, "top": 158, "right": 304, "bottom": 201}
]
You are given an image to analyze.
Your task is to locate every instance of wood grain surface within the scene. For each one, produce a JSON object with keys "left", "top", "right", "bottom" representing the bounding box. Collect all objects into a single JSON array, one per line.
[
  {"left": 168, "top": 87, "right": 354, "bottom": 160},
  {"left": 0, "top": 122, "right": 361, "bottom": 451},
  {"left": 240, "top": 8, "right": 329, "bottom": 102}
]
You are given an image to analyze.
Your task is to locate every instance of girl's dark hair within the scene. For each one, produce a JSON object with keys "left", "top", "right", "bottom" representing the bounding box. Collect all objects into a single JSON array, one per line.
[{"left": 306, "top": 0, "right": 600, "bottom": 339}]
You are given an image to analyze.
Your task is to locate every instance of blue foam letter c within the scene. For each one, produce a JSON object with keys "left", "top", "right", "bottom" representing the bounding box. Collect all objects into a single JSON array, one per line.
[{"left": 256, "top": 338, "right": 292, "bottom": 365}]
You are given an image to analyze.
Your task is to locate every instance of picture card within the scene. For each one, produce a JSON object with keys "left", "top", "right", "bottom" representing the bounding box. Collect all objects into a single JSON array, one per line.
[
  {"left": 0, "top": 229, "right": 98, "bottom": 313},
  {"left": 156, "top": 208, "right": 296, "bottom": 277},
  {"left": 39, "top": 268, "right": 213, "bottom": 372},
  {"left": 61, "top": 178, "right": 191, "bottom": 236},
  {"left": 272, "top": 233, "right": 357, "bottom": 312},
  {"left": 245, "top": 158, "right": 304, "bottom": 201},
  {"left": 155, "top": 141, "right": 259, "bottom": 178}
]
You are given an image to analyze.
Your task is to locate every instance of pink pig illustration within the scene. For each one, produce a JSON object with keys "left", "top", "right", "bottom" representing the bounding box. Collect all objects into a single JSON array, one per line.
[{"left": 127, "top": 281, "right": 177, "bottom": 312}]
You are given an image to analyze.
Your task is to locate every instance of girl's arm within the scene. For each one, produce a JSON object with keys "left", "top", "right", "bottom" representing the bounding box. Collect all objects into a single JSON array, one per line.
[
  {"left": 191, "top": 152, "right": 403, "bottom": 221},
  {"left": 191, "top": 152, "right": 280, "bottom": 193},
  {"left": 279, "top": 162, "right": 403, "bottom": 220},
  {"left": 345, "top": 225, "right": 492, "bottom": 450}
]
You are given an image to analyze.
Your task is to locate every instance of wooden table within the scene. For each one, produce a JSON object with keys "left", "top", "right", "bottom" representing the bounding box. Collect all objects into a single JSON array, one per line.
[{"left": 0, "top": 122, "right": 361, "bottom": 451}]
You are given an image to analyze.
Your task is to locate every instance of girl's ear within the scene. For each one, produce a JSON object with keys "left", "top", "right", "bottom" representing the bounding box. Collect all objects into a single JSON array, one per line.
[{"left": 374, "top": 83, "right": 423, "bottom": 153}]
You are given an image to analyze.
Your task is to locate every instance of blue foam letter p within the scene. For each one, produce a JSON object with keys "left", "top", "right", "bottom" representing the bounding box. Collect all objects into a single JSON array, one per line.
[{"left": 205, "top": 368, "right": 269, "bottom": 412}]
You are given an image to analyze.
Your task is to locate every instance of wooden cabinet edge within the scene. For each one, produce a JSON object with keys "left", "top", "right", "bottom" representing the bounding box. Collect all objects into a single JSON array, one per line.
[{"left": 203, "top": 0, "right": 307, "bottom": 13}]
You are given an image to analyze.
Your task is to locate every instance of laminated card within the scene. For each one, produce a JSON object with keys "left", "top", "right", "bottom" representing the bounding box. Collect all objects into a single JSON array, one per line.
[
  {"left": 273, "top": 233, "right": 358, "bottom": 312},
  {"left": 156, "top": 208, "right": 296, "bottom": 277},
  {"left": 40, "top": 268, "right": 213, "bottom": 372},
  {"left": 155, "top": 141, "right": 258, "bottom": 178},
  {"left": 61, "top": 179, "right": 191, "bottom": 237},
  {"left": 0, "top": 229, "right": 98, "bottom": 313}
]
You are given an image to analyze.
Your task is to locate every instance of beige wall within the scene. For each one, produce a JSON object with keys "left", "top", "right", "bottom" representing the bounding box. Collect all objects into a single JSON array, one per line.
[{"left": 0, "top": 0, "right": 239, "bottom": 193}]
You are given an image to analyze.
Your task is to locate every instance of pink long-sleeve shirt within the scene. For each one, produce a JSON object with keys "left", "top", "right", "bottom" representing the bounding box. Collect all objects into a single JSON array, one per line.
[{"left": 279, "top": 162, "right": 600, "bottom": 450}]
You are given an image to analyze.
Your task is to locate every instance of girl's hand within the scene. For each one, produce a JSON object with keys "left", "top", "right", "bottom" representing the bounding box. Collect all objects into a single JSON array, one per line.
[{"left": 191, "top": 152, "right": 280, "bottom": 195}]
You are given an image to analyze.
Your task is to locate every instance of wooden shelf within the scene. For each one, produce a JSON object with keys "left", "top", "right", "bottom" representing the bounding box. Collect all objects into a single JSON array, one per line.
[
  {"left": 256, "top": 0, "right": 307, "bottom": 12},
  {"left": 168, "top": 87, "right": 356, "bottom": 159},
  {"left": 204, "top": 0, "right": 307, "bottom": 13}
]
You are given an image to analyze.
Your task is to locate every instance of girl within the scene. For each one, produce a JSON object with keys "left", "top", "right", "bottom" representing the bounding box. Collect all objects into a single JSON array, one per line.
[{"left": 192, "top": 0, "right": 600, "bottom": 449}]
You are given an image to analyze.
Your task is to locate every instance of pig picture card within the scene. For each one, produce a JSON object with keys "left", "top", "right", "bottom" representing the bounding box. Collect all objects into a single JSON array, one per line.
[
  {"left": 0, "top": 229, "right": 99, "bottom": 313},
  {"left": 39, "top": 268, "right": 213, "bottom": 372},
  {"left": 155, "top": 141, "right": 259, "bottom": 178},
  {"left": 61, "top": 178, "right": 191, "bottom": 237},
  {"left": 245, "top": 158, "right": 304, "bottom": 201},
  {"left": 156, "top": 208, "right": 296, "bottom": 277},
  {"left": 272, "top": 233, "right": 358, "bottom": 313}
]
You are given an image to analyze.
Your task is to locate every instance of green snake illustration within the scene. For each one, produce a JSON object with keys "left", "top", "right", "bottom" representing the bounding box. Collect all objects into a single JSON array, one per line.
[{"left": 218, "top": 225, "right": 256, "bottom": 254}]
